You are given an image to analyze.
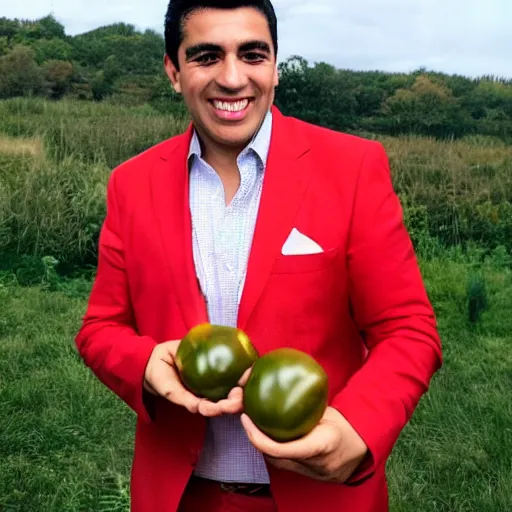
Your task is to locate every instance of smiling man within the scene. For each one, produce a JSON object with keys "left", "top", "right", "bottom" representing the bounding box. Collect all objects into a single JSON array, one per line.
[{"left": 75, "top": 1, "right": 443, "bottom": 511}]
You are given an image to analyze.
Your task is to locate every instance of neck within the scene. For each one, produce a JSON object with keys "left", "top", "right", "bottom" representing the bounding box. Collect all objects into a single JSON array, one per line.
[{"left": 200, "top": 139, "right": 242, "bottom": 177}]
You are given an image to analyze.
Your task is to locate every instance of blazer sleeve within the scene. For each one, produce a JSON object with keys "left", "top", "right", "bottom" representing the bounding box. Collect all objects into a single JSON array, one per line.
[
  {"left": 74, "top": 168, "right": 158, "bottom": 423},
  {"left": 331, "top": 141, "right": 443, "bottom": 484}
]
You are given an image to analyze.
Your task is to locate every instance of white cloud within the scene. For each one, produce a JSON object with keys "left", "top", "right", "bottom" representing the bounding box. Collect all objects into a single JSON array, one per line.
[{"left": 2, "top": 0, "right": 511, "bottom": 78}]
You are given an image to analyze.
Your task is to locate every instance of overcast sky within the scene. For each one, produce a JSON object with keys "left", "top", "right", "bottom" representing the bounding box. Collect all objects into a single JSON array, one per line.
[{"left": 3, "top": 0, "right": 511, "bottom": 79}]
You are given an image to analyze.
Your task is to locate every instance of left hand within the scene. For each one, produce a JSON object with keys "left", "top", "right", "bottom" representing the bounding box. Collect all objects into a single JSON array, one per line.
[
  {"left": 240, "top": 406, "right": 369, "bottom": 484},
  {"left": 196, "top": 367, "right": 253, "bottom": 417}
]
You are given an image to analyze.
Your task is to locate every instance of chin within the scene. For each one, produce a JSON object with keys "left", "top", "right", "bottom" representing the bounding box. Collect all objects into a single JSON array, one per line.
[{"left": 212, "top": 129, "right": 255, "bottom": 148}]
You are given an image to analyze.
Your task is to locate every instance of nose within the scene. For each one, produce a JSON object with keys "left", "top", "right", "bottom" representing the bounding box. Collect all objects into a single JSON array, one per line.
[{"left": 215, "top": 55, "right": 249, "bottom": 92}]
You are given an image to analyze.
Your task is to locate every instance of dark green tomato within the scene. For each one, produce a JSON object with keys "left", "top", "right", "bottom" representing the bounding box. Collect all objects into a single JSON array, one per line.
[
  {"left": 243, "top": 348, "right": 329, "bottom": 442},
  {"left": 175, "top": 323, "right": 259, "bottom": 402}
]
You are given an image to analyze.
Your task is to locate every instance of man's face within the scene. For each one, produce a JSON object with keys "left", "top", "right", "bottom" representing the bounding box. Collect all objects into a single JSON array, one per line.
[{"left": 164, "top": 7, "right": 278, "bottom": 151}]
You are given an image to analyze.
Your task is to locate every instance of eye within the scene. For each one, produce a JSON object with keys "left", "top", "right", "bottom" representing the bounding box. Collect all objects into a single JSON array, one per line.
[
  {"left": 195, "top": 53, "right": 218, "bottom": 66},
  {"left": 243, "top": 52, "right": 266, "bottom": 63}
]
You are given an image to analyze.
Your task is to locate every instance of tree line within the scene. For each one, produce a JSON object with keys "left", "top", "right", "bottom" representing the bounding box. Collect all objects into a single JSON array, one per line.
[{"left": 1, "top": 15, "right": 511, "bottom": 141}]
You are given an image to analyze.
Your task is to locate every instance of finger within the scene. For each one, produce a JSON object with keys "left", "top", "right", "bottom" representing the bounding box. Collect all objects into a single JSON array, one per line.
[
  {"left": 155, "top": 365, "right": 201, "bottom": 414},
  {"left": 227, "top": 386, "right": 243, "bottom": 401},
  {"left": 238, "top": 367, "right": 252, "bottom": 386},
  {"left": 220, "top": 387, "right": 244, "bottom": 414},
  {"left": 265, "top": 455, "right": 332, "bottom": 481},
  {"left": 143, "top": 379, "right": 158, "bottom": 396},
  {"left": 198, "top": 389, "right": 243, "bottom": 417},
  {"left": 241, "top": 413, "right": 325, "bottom": 460},
  {"left": 265, "top": 456, "right": 311, "bottom": 475},
  {"left": 163, "top": 339, "right": 182, "bottom": 359},
  {"left": 198, "top": 398, "right": 242, "bottom": 417}
]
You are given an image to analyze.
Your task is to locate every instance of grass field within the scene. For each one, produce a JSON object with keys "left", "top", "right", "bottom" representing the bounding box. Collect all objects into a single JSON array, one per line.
[
  {"left": 0, "top": 254, "right": 511, "bottom": 511},
  {"left": 0, "top": 97, "right": 511, "bottom": 511}
]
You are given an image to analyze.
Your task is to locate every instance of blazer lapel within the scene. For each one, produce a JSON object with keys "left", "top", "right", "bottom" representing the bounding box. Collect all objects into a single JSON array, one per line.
[
  {"left": 150, "top": 126, "right": 209, "bottom": 332},
  {"left": 237, "top": 106, "right": 312, "bottom": 333}
]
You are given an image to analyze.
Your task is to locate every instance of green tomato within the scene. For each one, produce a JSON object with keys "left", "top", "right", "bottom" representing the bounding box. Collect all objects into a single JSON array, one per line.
[
  {"left": 243, "top": 348, "right": 329, "bottom": 442},
  {"left": 175, "top": 323, "right": 258, "bottom": 402}
]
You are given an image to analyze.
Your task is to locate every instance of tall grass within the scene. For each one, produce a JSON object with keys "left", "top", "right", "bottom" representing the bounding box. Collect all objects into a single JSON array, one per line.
[
  {"left": 384, "top": 135, "right": 512, "bottom": 249},
  {"left": 0, "top": 97, "right": 511, "bottom": 271},
  {"left": 0, "top": 151, "right": 108, "bottom": 268},
  {"left": 0, "top": 97, "right": 190, "bottom": 168}
]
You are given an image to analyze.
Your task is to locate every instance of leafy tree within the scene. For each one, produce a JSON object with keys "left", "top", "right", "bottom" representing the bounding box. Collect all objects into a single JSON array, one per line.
[
  {"left": 464, "top": 81, "right": 512, "bottom": 119},
  {"left": 0, "top": 44, "right": 44, "bottom": 98},
  {"left": 12, "top": 15, "right": 66, "bottom": 43},
  {"left": 91, "top": 70, "right": 113, "bottom": 100},
  {"left": 355, "top": 85, "right": 385, "bottom": 117},
  {"left": 103, "top": 55, "right": 122, "bottom": 83},
  {"left": 149, "top": 73, "right": 189, "bottom": 117},
  {"left": 71, "top": 36, "right": 109, "bottom": 67},
  {"left": 81, "top": 22, "right": 137, "bottom": 39},
  {"left": 0, "top": 36, "right": 8, "bottom": 56},
  {"left": 0, "top": 13, "right": 510, "bottom": 141},
  {"left": 36, "top": 15, "right": 66, "bottom": 40},
  {"left": 382, "top": 75, "right": 473, "bottom": 137},
  {"left": 276, "top": 56, "right": 357, "bottom": 131},
  {"left": 31, "top": 37, "right": 73, "bottom": 64},
  {"left": 43, "top": 59, "right": 73, "bottom": 99},
  {"left": 0, "top": 17, "right": 19, "bottom": 41}
]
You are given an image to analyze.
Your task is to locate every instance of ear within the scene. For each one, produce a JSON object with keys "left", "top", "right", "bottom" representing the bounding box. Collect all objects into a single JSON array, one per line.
[{"left": 164, "top": 54, "right": 182, "bottom": 94}]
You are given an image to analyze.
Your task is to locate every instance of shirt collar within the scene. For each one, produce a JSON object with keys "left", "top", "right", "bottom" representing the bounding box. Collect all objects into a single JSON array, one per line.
[{"left": 188, "top": 108, "right": 273, "bottom": 167}]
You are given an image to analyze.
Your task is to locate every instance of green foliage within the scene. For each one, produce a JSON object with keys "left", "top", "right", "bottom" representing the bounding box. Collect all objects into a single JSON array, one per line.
[
  {"left": 148, "top": 74, "right": 189, "bottom": 117},
  {"left": 382, "top": 134, "right": 512, "bottom": 256},
  {"left": 43, "top": 59, "right": 74, "bottom": 99},
  {"left": 0, "top": 36, "right": 8, "bottom": 56},
  {"left": 382, "top": 75, "right": 472, "bottom": 138},
  {"left": 0, "top": 17, "right": 19, "bottom": 41},
  {"left": 31, "top": 37, "right": 73, "bottom": 64},
  {"left": 275, "top": 57, "right": 512, "bottom": 142},
  {"left": 0, "top": 14, "right": 511, "bottom": 143},
  {"left": 0, "top": 96, "right": 510, "bottom": 271},
  {"left": 0, "top": 150, "right": 109, "bottom": 267},
  {"left": 30, "top": 14, "right": 66, "bottom": 40},
  {"left": 276, "top": 56, "right": 358, "bottom": 130},
  {"left": 0, "top": 44, "right": 45, "bottom": 98},
  {"left": 11, "top": 254, "right": 60, "bottom": 290},
  {"left": 467, "top": 273, "right": 488, "bottom": 325},
  {"left": 0, "top": 98, "right": 191, "bottom": 269},
  {"left": 91, "top": 71, "right": 113, "bottom": 101}
]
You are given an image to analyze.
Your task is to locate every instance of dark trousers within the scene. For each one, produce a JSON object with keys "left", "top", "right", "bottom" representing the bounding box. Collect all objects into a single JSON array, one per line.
[{"left": 178, "top": 475, "right": 278, "bottom": 512}]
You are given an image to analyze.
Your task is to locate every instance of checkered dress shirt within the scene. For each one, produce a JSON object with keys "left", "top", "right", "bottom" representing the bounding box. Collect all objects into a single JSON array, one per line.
[{"left": 187, "top": 110, "right": 273, "bottom": 484}]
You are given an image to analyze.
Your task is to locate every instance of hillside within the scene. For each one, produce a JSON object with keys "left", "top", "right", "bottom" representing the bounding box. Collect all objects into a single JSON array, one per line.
[{"left": 0, "top": 14, "right": 511, "bottom": 141}]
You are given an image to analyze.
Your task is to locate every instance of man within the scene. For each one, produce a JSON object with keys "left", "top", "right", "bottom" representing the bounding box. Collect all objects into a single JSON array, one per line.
[{"left": 75, "top": 1, "right": 443, "bottom": 511}]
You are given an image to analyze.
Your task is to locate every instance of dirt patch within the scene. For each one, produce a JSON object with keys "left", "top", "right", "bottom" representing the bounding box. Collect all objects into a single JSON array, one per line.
[{"left": 0, "top": 136, "right": 43, "bottom": 157}]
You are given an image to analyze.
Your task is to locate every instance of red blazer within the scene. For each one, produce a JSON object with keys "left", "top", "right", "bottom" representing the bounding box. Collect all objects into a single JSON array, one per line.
[{"left": 75, "top": 106, "right": 442, "bottom": 512}]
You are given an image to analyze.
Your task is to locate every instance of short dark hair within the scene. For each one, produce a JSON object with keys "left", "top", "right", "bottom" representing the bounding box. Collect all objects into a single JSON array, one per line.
[{"left": 164, "top": 0, "right": 278, "bottom": 70}]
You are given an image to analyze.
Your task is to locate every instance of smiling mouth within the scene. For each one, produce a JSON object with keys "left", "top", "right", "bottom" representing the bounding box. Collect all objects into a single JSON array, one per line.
[{"left": 209, "top": 98, "right": 252, "bottom": 112}]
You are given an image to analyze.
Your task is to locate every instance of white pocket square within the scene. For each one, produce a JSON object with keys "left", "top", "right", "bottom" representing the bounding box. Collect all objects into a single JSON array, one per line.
[{"left": 281, "top": 228, "right": 324, "bottom": 255}]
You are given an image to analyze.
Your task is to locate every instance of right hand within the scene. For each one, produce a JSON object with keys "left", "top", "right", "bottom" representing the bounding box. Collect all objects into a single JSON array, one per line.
[{"left": 143, "top": 340, "right": 247, "bottom": 417}]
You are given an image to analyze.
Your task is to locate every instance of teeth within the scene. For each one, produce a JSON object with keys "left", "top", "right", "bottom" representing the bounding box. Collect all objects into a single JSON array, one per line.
[{"left": 213, "top": 99, "right": 249, "bottom": 112}]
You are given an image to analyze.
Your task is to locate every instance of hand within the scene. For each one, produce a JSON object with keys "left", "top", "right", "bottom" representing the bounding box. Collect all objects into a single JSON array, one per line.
[
  {"left": 143, "top": 340, "right": 249, "bottom": 417},
  {"left": 240, "top": 406, "right": 368, "bottom": 484},
  {"left": 196, "top": 367, "right": 252, "bottom": 417}
]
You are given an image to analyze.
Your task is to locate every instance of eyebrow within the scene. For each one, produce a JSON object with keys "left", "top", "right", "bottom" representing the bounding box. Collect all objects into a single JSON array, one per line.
[
  {"left": 239, "top": 40, "right": 271, "bottom": 54},
  {"left": 185, "top": 40, "right": 271, "bottom": 61},
  {"left": 185, "top": 43, "right": 222, "bottom": 61}
]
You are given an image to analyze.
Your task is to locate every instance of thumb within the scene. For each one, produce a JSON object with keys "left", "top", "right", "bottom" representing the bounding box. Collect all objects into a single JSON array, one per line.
[{"left": 162, "top": 339, "right": 182, "bottom": 360}]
